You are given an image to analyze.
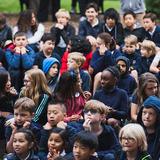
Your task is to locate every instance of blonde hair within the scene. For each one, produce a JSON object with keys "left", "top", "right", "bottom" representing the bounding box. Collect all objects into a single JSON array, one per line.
[
  {"left": 85, "top": 100, "right": 109, "bottom": 115},
  {"left": 141, "top": 40, "right": 156, "bottom": 56},
  {"left": 55, "top": 8, "right": 71, "bottom": 20},
  {"left": 22, "top": 69, "right": 51, "bottom": 106},
  {"left": 119, "top": 123, "right": 148, "bottom": 152},
  {"left": 68, "top": 52, "right": 86, "bottom": 68},
  {"left": 124, "top": 35, "right": 138, "bottom": 45}
]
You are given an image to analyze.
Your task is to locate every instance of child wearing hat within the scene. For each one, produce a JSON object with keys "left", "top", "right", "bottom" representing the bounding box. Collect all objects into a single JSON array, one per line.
[{"left": 43, "top": 57, "right": 60, "bottom": 93}]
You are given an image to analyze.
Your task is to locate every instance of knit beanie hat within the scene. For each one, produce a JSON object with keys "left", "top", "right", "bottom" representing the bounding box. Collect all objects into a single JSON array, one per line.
[{"left": 43, "top": 57, "right": 60, "bottom": 74}]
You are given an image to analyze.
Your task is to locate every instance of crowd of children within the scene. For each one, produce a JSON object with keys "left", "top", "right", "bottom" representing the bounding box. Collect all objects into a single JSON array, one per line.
[{"left": 0, "top": 1, "right": 160, "bottom": 160}]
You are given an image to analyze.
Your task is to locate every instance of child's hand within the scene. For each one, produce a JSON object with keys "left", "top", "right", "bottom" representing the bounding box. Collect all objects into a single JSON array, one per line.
[
  {"left": 5, "top": 117, "right": 15, "bottom": 126},
  {"left": 83, "top": 91, "right": 92, "bottom": 101},
  {"left": 57, "top": 121, "right": 67, "bottom": 129},
  {"left": 23, "top": 121, "right": 31, "bottom": 128},
  {"left": 55, "top": 23, "right": 64, "bottom": 30},
  {"left": 86, "top": 36, "right": 97, "bottom": 48},
  {"left": 47, "top": 148, "right": 60, "bottom": 160},
  {"left": 70, "top": 114, "right": 80, "bottom": 121},
  {"left": 43, "top": 122, "right": 53, "bottom": 130},
  {"left": 99, "top": 44, "right": 107, "bottom": 55},
  {"left": 21, "top": 47, "right": 27, "bottom": 54},
  {"left": 14, "top": 47, "right": 21, "bottom": 54},
  {"left": 83, "top": 118, "right": 91, "bottom": 131},
  {"left": 9, "top": 87, "right": 18, "bottom": 95}
]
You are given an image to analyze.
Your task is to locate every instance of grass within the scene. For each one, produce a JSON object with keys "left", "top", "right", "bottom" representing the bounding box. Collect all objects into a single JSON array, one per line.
[{"left": 0, "top": 0, "right": 120, "bottom": 13}]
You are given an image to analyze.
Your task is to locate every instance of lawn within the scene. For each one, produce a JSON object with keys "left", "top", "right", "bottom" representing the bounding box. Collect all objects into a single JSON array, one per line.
[{"left": 0, "top": 0, "right": 120, "bottom": 13}]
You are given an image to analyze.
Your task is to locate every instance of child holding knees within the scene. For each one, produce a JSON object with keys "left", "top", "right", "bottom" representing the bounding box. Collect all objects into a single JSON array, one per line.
[
  {"left": 119, "top": 123, "right": 152, "bottom": 160},
  {"left": 4, "top": 128, "right": 39, "bottom": 160}
]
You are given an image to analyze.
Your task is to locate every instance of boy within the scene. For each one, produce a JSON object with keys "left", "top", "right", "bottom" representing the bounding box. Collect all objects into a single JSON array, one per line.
[
  {"left": 116, "top": 56, "right": 137, "bottom": 97},
  {"left": 123, "top": 10, "right": 145, "bottom": 42},
  {"left": 69, "top": 99, "right": 121, "bottom": 160},
  {"left": 137, "top": 96, "right": 160, "bottom": 160},
  {"left": 5, "top": 97, "right": 41, "bottom": 153},
  {"left": 5, "top": 31, "right": 36, "bottom": 91},
  {"left": 143, "top": 12, "right": 160, "bottom": 47},
  {"left": 33, "top": 33, "right": 61, "bottom": 69},
  {"left": 93, "top": 66, "right": 128, "bottom": 127}
]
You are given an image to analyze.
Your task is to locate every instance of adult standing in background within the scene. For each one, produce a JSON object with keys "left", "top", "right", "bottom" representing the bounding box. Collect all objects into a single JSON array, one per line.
[
  {"left": 37, "top": 0, "right": 60, "bottom": 22},
  {"left": 120, "top": 0, "right": 146, "bottom": 27}
]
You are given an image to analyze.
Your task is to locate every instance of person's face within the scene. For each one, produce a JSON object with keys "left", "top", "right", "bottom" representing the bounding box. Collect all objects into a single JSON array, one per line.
[
  {"left": 85, "top": 7, "right": 98, "bottom": 22},
  {"left": 144, "top": 82, "right": 158, "bottom": 97},
  {"left": 124, "top": 14, "right": 135, "bottom": 28},
  {"left": 121, "top": 136, "right": 138, "bottom": 153},
  {"left": 14, "top": 109, "right": 33, "bottom": 126},
  {"left": 13, "top": 132, "right": 31, "bottom": 156},
  {"left": 14, "top": 36, "right": 28, "bottom": 47},
  {"left": 48, "top": 63, "right": 59, "bottom": 77},
  {"left": 106, "top": 18, "right": 116, "bottom": 28},
  {"left": 73, "top": 142, "right": 94, "bottom": 160},
  {"left": 96, "top": 37, "right": 105, "bottom": 48},
  {"left": 48, "top": 132, "right": 64, "bottom": 152},
  {"left": 84, "top": 108, "right": 102, "bottom": 124},
  {"left": 117, "top": 60, "right": 127, "bottom": 75},
  {"left": 47, "top": 105, "right": 65, "bottom": 126},
  {"left": 142, "top": 107, "right": 157, "bottom": 128},
  {"left": 124, "top": 42, "right": 136, "bottom": 54},
  {"left": 23, "top": 74, "right": 32, "bottom": 89},
  {"left": 31, "top": 13, "right": 36, "bottom": 26},
  {"left": 101, "top": 70, "right": 116, "bottom": 90},
  {"left": 140, "top": 47, "right": 149, "bottom": 57},
  {"left": 43, "top": 40, "right": 55, "bottom": 54},
  {"left": 57, "top": 15, "right": 68, "bottom": 26},
  {"left": 67, "top": 58, "right": 79, "bottom": 70},
  {"left": 5, "top": 75, "right": 11, "bottom": 92},
  {"left": 143, "top": 18, "right": 155, "bottom": 32}
]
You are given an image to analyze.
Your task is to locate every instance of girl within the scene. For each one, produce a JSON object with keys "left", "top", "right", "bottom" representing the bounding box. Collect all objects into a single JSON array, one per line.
[
  {"left": 130, "top": 72, "right": 160, "bottom": 122},
  {"left": 4, "top": 128, "right": 39, "bottom": 160},
  {"left": 54, "top": 70, "right": 85, "bottom": 122},
  {"left": 20, "top": 68, "right": 52, "bottom": 125},
  {"left": 0, "top": 67, "right": 17, "bottom": 139},
  {"left": 47, "top": 128, "right": 68, "bottom": 160},
  {"left": 119, "top": 123, "right": 152, "bottom": 160},
  {"left": 42, "top": 57, "right": 60, "bottom": 94},
  {"left": 13, "top": 9, "right": 45, "bottom": 52}
]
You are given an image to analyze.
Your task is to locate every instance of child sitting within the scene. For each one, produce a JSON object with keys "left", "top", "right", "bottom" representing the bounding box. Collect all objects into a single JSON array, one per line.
[
  {"left": 5, "top": 31, "right": 36, "bottom": 91},
  {"left": 5, "top": 97, "right": 41, "bottom": 153},
  {"left": 137, "top": 96, "right": 160, "bottom": 160}
]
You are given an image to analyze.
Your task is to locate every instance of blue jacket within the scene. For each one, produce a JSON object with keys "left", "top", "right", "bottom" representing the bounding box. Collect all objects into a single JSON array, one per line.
[
  {"left": 137, "top": 96, "right": 160, "bottom": 160},
  {"left": 93, "top": 87, "right": 128, "bottom": 120}
]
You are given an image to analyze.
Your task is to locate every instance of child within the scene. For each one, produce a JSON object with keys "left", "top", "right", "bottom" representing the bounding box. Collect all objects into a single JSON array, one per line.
[
  {"left": 137, "top": 96, "right": 160, "bottom": 160},
  {"left": 50, "top": 9, "right": 75, "bottom": 58},
  {"left": 68, "top": 52, "right": 91, "bottom": 92},
  {"left": 33, "top": 33, "right": 61, "bottom": 70},
  {"left": 78, "top": 3, "right": 102, "bottom": 39},
  {"left": 143, "top": 12, "right": 160, "bottom": 47},
  {"left": 20, "top": 69, "right": 52, "bottom": 125},
  {"left": 4, "top": 128, "right": 39, "bottom": 160},
  {"left": 42, "top": 57, "right": 60, "bottom": 93},
  {"left": 5, "top": 97, "right": 41, "bottom": 153},
  {"left": 93, "top": 66, "right": 128, "bottom": 127},
  {"left": 130, "top": 72, "right": 160, "bottom": 122},
  {"left": 123, "top": 10, "right": 146, "bottom": 42},
  {"left": 54, "top": 70, "right": 86, "bottom": 122},
  {"left": 0, "top": 13, "right": 12, "bottom": 48},
  {"left": 119, "top": 123, "right": 152, "bottom": 160},
  {"left": 116, "top": 56, "right": 137, "bottom": 98},
  {"left": 5, "top": 31, "right": 36, "bottom": 91},
  {"left": 139, "top": 40, "right": 156, "bottom": 74},
  {"left": 102, "top": 8, "right": 124, "bottom": 47}
]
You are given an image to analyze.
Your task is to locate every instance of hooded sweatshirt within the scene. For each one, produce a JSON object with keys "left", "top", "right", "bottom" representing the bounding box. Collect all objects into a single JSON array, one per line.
[{"left": 137, "top": 96, "right": 160, "bottom": 160}]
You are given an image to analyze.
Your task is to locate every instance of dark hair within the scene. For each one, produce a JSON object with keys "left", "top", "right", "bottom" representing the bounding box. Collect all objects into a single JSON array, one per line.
[
  {"left": 123, "top": 10, "right": 136, "bottom": 19},
  {"left": 14, "top": 128, "right": 37, "bottom": 151},
  {"left": 104, "top": 8, "right": 120, "bottom": 24},
  {"left": 143, "top": 12, "right": 157, "bottom": 22},
  {"left": 74, "top": 131, "right": 98, "bottom": 150},
  {"left": 14, "top": 97, "right": 35, "bottom": 114},
  {"left": 13, "top": 31, "right": 27, "bottom": 40},
  {"left": 70, "top": 36, "right": 92, "bottom": 55},
  {"left": 41, "top": 33, "right": 56, "bottom": 43},
  {"left": 0, "top": 67, "right": 9, "bottom": 97},
  {"left": 104, "top": 66, "right": 120, "bottom": 80},
  {"left": 0, "top": 13, "right": 6, "bottom": 25},
  {"left": 85, "top": 2, "right": 99, "bottom": 12},
  {"left": 17, "top": 9, "right": 37, "bottom": 34}
]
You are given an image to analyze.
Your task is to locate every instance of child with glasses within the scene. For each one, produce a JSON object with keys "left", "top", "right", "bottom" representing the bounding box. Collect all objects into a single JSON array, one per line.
[{"left": 69, "top": 99, "right": 121, "bottom": 160}]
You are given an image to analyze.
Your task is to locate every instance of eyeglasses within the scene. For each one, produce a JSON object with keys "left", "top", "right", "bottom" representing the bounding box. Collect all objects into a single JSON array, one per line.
[
  {"left": 83, "top": 108, "right": 98, "bottom": 114},
  {"left": 121, "top": 137, "right": 135, "bottom": 143}
]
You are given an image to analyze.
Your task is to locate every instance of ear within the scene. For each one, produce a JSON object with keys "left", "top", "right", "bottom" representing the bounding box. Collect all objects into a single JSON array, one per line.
[
  {"left": 77, "top": 61, "right": 82, "bottom": 68},
  {"left": 63, "top": 112, "right": 67, "bottom": 118},
  {"left": 31, "top": 112, "right": 35, "bottom": 119},
  {"left": 28, "top": 142, "right": 34, "bottom": 149},
  {"left": 90, "top": 148, "right": 96, "bottom": 155}
]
